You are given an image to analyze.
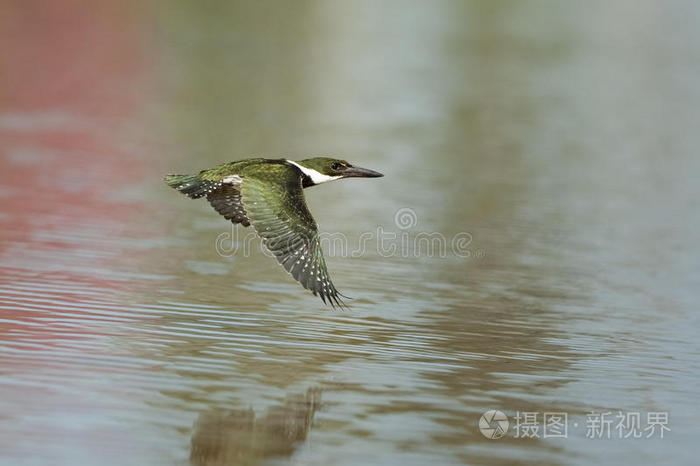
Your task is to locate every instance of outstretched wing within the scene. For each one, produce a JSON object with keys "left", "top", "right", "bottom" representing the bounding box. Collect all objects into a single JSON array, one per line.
[
  {"left": 165, "top": 173, "right": 250, "bottom": 226},
  {"left": 240, "top": 164, "right": 345, "bottom": 308}
]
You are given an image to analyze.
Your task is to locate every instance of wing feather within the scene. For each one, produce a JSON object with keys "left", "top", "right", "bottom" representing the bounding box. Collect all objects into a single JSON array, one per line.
[{"left": 206, "top": 184, "right": 250, "bottom": 226}]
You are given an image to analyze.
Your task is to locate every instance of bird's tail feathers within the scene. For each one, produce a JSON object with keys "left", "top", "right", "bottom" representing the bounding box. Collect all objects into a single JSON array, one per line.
[{"left": 164, "top": 173, "right": 220, "bottom": 199}]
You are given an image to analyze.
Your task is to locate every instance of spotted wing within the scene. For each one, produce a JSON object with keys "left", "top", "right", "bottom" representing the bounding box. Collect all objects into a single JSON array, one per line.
[
  {"left": 240, "top": 165, "right": 345, "bottom": 308},
  {"left": 207, "top": 185, "right": 250, "bottom": 227}
]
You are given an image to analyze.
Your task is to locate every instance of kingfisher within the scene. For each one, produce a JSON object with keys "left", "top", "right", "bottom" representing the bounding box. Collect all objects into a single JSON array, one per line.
[{"left": 165, "top": 157, "right": 383, "bottom": 308}]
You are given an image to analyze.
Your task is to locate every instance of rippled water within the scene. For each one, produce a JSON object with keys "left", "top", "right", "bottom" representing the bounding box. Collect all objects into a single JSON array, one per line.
[{"left": 1, "top": 1, "right": 699, "bottom": 465}]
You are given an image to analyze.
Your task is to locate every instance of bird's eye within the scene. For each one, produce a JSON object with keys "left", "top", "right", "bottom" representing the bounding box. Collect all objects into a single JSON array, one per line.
[{"left": 331, "top": 162, "right": 341, "bottom": 170}]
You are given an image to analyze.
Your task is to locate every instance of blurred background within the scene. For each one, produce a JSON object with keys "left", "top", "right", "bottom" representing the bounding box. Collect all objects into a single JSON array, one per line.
[{"left": 1, "top": 1, "right": 699, "bottom": 465}]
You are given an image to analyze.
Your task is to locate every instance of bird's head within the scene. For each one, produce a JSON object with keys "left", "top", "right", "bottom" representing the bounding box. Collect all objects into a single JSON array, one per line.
[{"left": 291, "top": 157, "right": 383, "bottom": 187}]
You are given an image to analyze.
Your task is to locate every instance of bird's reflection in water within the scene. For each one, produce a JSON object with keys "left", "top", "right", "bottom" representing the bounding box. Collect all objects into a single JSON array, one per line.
[{"left": 190, "top": 388, "right": 322, "bottom": 466}]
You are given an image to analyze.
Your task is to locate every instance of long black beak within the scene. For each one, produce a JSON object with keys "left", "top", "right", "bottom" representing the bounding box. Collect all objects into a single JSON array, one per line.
[{"left": 343, "top": 165, "right": 384, "bottom": 178}]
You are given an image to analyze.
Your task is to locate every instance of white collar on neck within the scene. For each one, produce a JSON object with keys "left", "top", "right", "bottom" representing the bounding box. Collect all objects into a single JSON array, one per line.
[{"left": 286, "top": 160, "right": 341, "bottom": 184}]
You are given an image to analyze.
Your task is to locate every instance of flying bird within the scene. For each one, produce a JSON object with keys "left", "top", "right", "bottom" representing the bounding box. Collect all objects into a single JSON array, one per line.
[{"left": 165, "top": 157, "right": 383, "bottom": 308}]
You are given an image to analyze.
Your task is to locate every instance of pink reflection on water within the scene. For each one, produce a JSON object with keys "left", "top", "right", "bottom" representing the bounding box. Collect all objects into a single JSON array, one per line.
[
  {"left": 0, "top": 3, "right": 167, "bottom": 458},
  {"left": 1, "top": 0, "right": 147, "bottom": 113},
  {"left": 0, "top": 1, "right": 157, "bottom": 342}
]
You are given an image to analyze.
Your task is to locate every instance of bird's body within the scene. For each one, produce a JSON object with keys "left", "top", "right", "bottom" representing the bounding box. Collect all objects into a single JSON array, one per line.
[{"left": 165, "top": 157, "right": 383, "bottom": 308}]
